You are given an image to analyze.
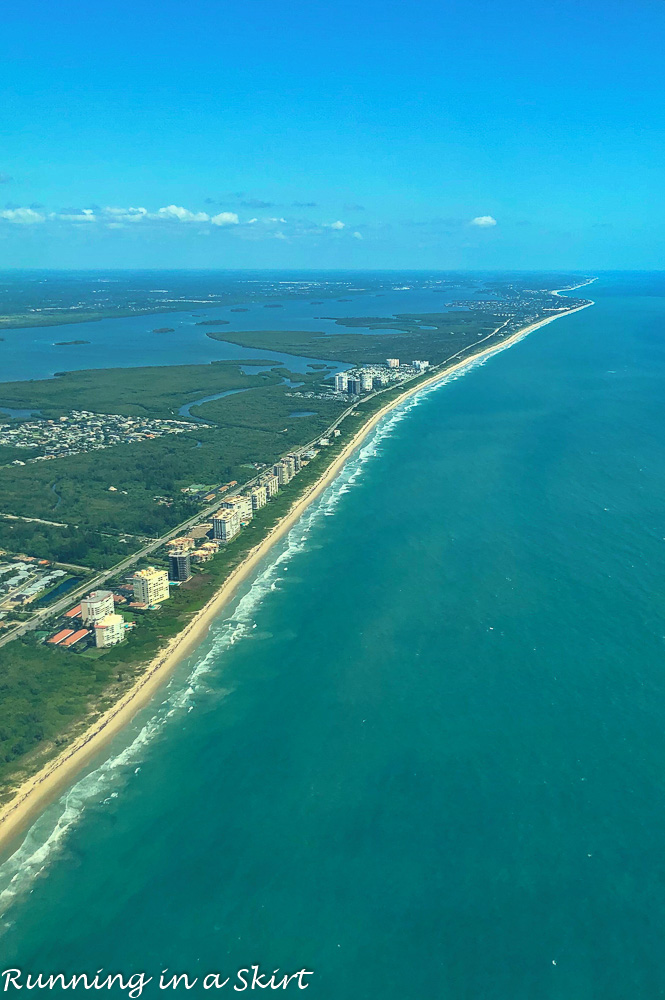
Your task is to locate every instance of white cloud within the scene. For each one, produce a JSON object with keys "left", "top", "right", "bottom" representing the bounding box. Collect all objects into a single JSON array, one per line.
[
  {"left": 156, "top": 205, "right": 210, "bottom": 222},
  {"left": 104, "top": 206, "right": 147, "bottom": 222},
  {"left": 55, "top": 210, "right": 97, "bottom": 222},
  {"left": 210, "top": 211, "right": 239, "bottom": 226},
  {"left": 0, "top": 207, "right": 44, "bottom": 224},
  {"left": 0, "top": 202, "right": 361, "bottom": 241},
  {"left": 470, "top": 215, "right": 497, "bottom": 227}
]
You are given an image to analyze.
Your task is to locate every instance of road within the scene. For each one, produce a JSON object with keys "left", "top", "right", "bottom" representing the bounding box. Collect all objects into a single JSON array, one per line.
[
  {"left": 0, "top": 324, "right": 513, "bottom": 650},
  {"left": 0, "top": 398, "right": 366, "bottom": 649}
]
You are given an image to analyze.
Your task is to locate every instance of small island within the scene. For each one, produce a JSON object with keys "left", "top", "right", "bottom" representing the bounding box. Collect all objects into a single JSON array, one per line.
[
  {"left": 230, "top": 308, "right": 248, "bottom": 312},
  {"left": 54, "top": 339, "right": 90, "bottom": 346},
  {"left": 152, "top": 327, "right": 175, "bottom": 333},
  {"left": 195, "top": 320, "right": 229, "bottom": 326}
]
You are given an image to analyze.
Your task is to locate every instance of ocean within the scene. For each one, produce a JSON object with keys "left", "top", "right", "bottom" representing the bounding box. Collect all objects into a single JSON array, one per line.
[{"left": 2, "top": 273, "right": 665, "bottom": 998}]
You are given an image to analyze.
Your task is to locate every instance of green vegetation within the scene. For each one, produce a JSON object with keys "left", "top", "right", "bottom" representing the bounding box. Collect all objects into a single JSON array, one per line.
[
  {"left": 207, "top": 310, "right": 501, "bottom": 366},
  {"left": 0, "top": 433, "right": 353, "bottom": 796},
  {"left": 0, "top": 445, "right": 41, "bottom": 464},
  {"left": 0, "top": 313, "right": 523, "bottom": 566},
  {"left": 0, "top": 364, "right": 347, "bottom": 561},
  {"left": 0, "top": 304, "right": 548, "bottom": 795},
  {"left": 0, "top": 307, "right": 520, "bottom": 570},
  {"left": 193, "top": 380, "right": 344, "bottom": 442},
  {"left": 0, "top": 638, "right": 132, "bottom": 792},
  {"left": 0, "top": 360, "right": 281, "bottom": 420},
  {"left": 0, "top": 366, "right": 447, "bottom": 797},
  {"left": 0, "top": 519, "right": 130, "bottom": 568}
]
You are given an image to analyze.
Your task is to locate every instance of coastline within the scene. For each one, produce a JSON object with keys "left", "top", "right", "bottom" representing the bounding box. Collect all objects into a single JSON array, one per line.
[{"left": 0, "top": 295, "right": 593, "bottom": 859}]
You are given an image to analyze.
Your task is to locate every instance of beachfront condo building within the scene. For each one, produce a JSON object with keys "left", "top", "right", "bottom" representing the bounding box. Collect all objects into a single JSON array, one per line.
[
  {"left": 361, "top": 374, "right": 373, "bottom": 391},
  {"left": 288, "top": 452, "right": 302, "bottom": 472},
  {"left": 348, "top": 378, "right": 362, "bottom": 395},
  {"left": 132, "top": 567, "right": 170, "bottom": 605},
  {"left": 221, "top": 495, "right": 253, "bottom": 520},
  {"left": 273, "top": 461, "right": 291, "bottom": 485},
  {"left": 334, "top": 373, "right": 348, "bottom": 392},
  {"left": 191, "top": 541, "right": 219, "bottom": 563},
  {"left": 274, "top": 455, "right": 297, "bottom": 485},
  {"left": 251, "top": 486, "right": 267, "bottom": 511},
  {"left": 81, "top": 589, "right": 115, "bottom": 625},
  {"left": 264, "top": 474, "right": 279, "bottom": 498},
  {"left": 213, "top": 508, "right": 240, "bottom": 542},
  {"left": 169, "top": 549, "right": 192, "bottom": 582},
  {"left": 94, "top": 613, "right": 126, "bottom": 648},
  {"left": 387, "top": 358, "right": 400, "bottom": 368}
]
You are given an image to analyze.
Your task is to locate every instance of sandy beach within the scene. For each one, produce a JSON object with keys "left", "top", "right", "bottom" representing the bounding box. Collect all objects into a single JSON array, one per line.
[{"left": 0, "top": 295, "right": 592, "bottom": 859}]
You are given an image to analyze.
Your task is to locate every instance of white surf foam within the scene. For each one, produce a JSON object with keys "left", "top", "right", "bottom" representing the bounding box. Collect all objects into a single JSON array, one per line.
[{"left": 0, "top": 342, "right": 509, "bottom": 915}]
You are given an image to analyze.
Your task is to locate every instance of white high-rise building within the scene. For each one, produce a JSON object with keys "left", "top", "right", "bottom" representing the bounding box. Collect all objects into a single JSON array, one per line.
[
  {"left": 274, "top": 459, "right": 295, "bottom": 485},
  {"left": 221, "top": 495, "right": 253, "bottom": 520},
  {"left": 213, "top": 508, "right": 240, "bottom": 542},
  {"left": 361, "top": 374, "right": 373, "bottom": 391},
  {"left": 251, "top": 486, "right": 267, "bottom": 510},
  {"left": 132, "top": 567, "right": 170, "bottom": 605},
  {"left": 334, "top": 373, "right": 349, "bottom": 392},
  {"left": 94, "top": 613, "right": 126, "bottom": 648},
  {"left": 81, "top": 590, "right": 114, "bottom": 625},
  {"left": 386, "top": 358, "right": 400, "bottom": 368},
  {"left": 264, "top": 474, "right": 279, "bottom": 498}
]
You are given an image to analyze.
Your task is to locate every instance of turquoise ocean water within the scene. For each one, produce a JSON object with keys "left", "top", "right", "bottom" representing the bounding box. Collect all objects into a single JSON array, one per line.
[{"left": 2, "top": 274, "right": 665, "bottom": 997}]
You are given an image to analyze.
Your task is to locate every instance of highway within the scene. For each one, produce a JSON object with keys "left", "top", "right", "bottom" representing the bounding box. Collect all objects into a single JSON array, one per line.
[
  {"left": 0, "top": 397, "right": 365, "bottom": 650},
  {"left": 0, "top": 326, "right": 512, "bottom": 651}
]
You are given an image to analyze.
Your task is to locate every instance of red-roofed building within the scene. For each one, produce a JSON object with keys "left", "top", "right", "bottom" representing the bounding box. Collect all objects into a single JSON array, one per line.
[
  {"left": 64, "top": 604, "right": 82, "bottom": 618},
  {"left": 61, "top": 629, "right": 89, "bottom": 647},
  {"left": 47, "top": 629, "right": 75, "bottom": 645}
]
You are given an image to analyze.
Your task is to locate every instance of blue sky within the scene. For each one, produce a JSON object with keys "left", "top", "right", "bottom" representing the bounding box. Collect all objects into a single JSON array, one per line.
[{"left": 1, "top": 0, "right": 664, "bottom": 269}]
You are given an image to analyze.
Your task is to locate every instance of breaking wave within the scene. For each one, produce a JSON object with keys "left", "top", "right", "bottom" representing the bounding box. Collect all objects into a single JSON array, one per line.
[{"left": 0, "top": 342, "right": 509, "bottom": 918}]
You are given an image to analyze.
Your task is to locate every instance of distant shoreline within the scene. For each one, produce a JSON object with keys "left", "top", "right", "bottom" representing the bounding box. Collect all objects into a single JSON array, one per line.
[
  {"left": 0, "top": 290, "right": 594, "bottom": 861},
  {"left": 0, "top": 276, "right": 597, "bottom": 335}
]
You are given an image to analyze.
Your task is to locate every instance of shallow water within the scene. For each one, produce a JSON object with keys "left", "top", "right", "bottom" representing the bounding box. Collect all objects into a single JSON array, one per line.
[
  {"left": 2, "top": 274, "right": 665, "bottom": 999},
  {"left": 0, "top": 282, "right": 484, "bottom": 382}
]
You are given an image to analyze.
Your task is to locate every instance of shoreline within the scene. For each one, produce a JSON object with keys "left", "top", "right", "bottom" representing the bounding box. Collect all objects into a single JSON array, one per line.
[{"left": 0, "top": 295, "right": 593, "bottom": 860}]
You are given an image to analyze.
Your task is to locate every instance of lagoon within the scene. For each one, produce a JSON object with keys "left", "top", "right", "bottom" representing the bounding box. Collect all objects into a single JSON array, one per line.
[{"left": 2, "top": 275, "right": 665, "bottom": 998}]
